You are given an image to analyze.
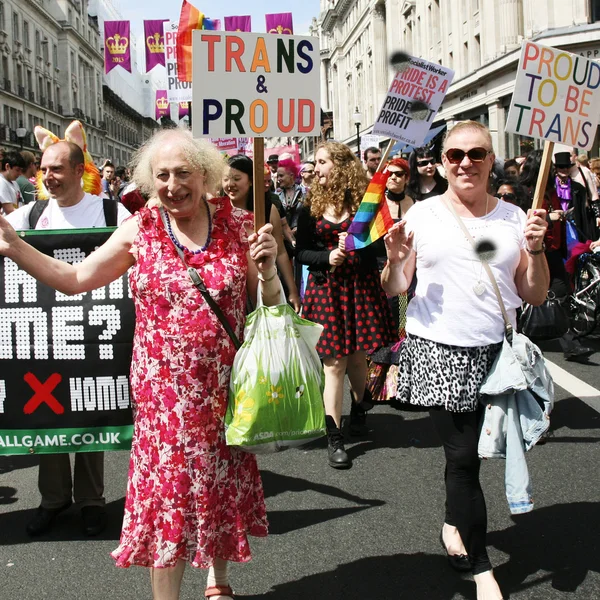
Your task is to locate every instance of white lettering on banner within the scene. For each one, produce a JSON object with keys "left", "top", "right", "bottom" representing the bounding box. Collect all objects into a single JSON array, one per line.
[
  {"left": 53, "top": 248, "right": 87, "bottom": 301},
  {"left": 91, "top": 278, "right": 125, "bottom": 300},
  {"left": 52, "top": 306, "right": 85, "bottom": 359},
  {"left": 0, "top": 380, "right": 5, "bottom": 413},
  {"left": 70, "top": 375, "right": 130, "bottom": 411},
  {"left": 0, "top": 431, "right": 121, "bottom": 448},
  {"left": 0, "top": 308, "right": 49, "bottom": 359},
  {"left": 88, "top": 305, "right": 121, "bottom": 359},
  {"left": 4, "top": 259, "right": 37, "bottom": 303}
]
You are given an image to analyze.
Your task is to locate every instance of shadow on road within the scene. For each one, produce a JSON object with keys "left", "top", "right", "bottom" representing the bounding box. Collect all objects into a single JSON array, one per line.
[
  {"left": 0, "top": 496, "right": 125, "bottom": 545},
  {"left": 548, "top": 396, "right": 600, "bottom": 440},
  {"left": 0, "top": 454, "right": 40, "bottom": 474},
  {"left": 489, "top": 501, "right": 600, "bottom": 594},
  {"left": 238, "top": 553, "right": 475, "bottom": 600}
]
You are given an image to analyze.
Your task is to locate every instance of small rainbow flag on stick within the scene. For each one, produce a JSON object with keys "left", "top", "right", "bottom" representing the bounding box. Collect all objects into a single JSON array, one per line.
[
  {"left": 177, "top": 0, "right": 204, "bottom": 83},
  {"left": 345, "top": 171, "right": 394, "bottom": 250}
]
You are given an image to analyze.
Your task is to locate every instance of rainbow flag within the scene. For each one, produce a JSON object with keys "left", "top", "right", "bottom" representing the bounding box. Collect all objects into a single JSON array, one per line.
[
  {"left": 345, "top": 171, "right": 394, "bottom": 251},
  {"left": 177, "top": 0, "right": 204, "bottom": 83}
]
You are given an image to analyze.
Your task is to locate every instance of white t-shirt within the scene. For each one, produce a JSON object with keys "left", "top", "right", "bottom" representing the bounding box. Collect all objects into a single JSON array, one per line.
[
  {"left": 6, "top": 193, "right": 131, "bottom": 230},
  {"left": 404, "top": 195, "right": 526, "bottom": 347},
  {"left": 0, "top": 174, "right": 18, "bottom": 209}
]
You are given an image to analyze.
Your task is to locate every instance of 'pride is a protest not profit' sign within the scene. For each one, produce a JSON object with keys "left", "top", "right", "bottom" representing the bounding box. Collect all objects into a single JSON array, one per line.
[
  {"left": 192, "top": 31, "right": 320, "bottom": 138},
  {"left": 505, "top": 41, "right": 600, "bottom": 151},
  {"left": 372, "top": 55, "right": 454, "bottom": 145}
]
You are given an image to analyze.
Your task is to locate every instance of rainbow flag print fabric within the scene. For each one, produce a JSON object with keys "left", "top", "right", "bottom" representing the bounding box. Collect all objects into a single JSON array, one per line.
[{"left": 345, "top": 171, "right": 394, "bottom": 251}]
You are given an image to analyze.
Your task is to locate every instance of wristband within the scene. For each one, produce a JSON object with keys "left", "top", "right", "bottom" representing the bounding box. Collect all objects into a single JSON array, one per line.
[
  {"left": 526, "top": 242, "right": 546, "bottom": 256},
  {"left": 257, "top": 268, "right": 278, "bottom": 283}
]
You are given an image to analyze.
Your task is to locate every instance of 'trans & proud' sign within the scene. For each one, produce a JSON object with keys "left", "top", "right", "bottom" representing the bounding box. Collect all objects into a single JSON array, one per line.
[
  {"left": 192, "top": 31, "right": 320, "bottom": 138},
  {"left": 505, "top": 42, "right": 600, "bottom": 151}
]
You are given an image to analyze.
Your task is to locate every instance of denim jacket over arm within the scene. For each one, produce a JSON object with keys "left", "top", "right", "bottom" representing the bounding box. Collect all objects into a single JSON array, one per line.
[{"left": 478, "top": 333, "right": 553, "bottom": 515}]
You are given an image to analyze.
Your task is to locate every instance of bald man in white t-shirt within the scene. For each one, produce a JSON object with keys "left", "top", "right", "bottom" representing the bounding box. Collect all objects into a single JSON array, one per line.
[{"left": 6, "top": 141, "right": 130, "bottom": 538}]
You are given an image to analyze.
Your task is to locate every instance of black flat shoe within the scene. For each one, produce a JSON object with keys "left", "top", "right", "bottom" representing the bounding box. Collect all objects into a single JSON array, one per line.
[
  {"left": 26, "top": 501, "right": 72, "bottom": 536},
  {"left": 81, "top": 505, "right": 107, "bottom": 536},
  {"left": 440, "top": 529, "right": 471, "bottom": 572}
]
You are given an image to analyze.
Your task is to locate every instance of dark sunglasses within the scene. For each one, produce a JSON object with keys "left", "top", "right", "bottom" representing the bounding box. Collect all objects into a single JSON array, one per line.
[
  {"left": 495, "top": 192, "right": 516, "bottom": 202},
  {"left": 445, "top": 147, "right": 491, "bottom": 164},
  {"left": 416, "top": 158, "right": 435, "bottom": 167},
  {"left": 388, "top": 170, "right": 406, "bottom": 179}
]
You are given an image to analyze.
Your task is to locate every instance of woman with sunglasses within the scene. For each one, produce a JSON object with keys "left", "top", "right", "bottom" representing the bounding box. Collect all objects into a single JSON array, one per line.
[
  {"left": 406, "top": 147, "right": 448, "bottom": 201},
  {"left": 382, "top": 121, "right": 549, "bottom": 600},
  {"left": 494, "top": 178, "right": 527, "bottom": 211}
]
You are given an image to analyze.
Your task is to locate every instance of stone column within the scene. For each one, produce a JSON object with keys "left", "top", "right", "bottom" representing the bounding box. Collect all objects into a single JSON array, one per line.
[
  {"left": 320, "top": 56, "right": 329, "bottom": 110},
  {"left": 500, "top": 0, "right": 523, "bottom": 49},
  {"left": 371, "top": 4, "right": 389, "bottom": 118},
  {"left": 486, "top": 99, "right": 506, "bottom": 159}
]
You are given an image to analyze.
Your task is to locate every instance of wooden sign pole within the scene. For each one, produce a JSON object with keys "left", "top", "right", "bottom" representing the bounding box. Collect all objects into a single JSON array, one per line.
[
  {"left": 531, "top": 140, "right": 554, "bottom": 211},
  {"left": 253, "top": 137, "right": 266, "bottom": 231},
  {"left": 375, "top": 139, "right": 396, "bottom": 173}
]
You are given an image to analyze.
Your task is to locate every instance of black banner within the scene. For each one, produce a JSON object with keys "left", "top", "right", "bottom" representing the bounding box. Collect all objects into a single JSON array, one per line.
[{"left": 0, "top": 228, "right": 134, "bottom": 454}]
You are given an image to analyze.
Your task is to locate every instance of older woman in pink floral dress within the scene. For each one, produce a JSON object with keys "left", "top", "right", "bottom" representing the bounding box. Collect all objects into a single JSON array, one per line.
[{"left": 0, "top": 129, "right": 281, "bottom": 600}]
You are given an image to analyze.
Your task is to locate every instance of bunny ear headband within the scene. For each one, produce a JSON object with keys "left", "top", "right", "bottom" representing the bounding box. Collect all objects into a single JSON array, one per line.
[{"left": 34, "top": 120, "right": 102, "bottom": 200}]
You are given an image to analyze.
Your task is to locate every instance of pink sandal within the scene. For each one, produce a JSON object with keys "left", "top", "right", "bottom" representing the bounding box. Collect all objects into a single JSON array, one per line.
[{"left": 204, "top": 584, "right": 234, "bottom": 599}]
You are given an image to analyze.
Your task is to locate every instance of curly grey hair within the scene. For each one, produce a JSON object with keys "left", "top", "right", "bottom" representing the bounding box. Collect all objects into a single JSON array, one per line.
[{"left": 130, "top": 128, "right": 225, "bottom": 197}]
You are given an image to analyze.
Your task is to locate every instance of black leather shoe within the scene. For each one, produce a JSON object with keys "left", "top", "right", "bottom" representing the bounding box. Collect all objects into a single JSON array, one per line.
[
  {"left": 440, "top": 529, "right": 471, "bottom": 572},
  {"left": 349, "top": 401, "right": 368, "bottom": 436},
  {"left": 326, "top": 416, "right": 351, "bottom": 469},
  {"left": 81, "top": 506, "right": 107, "bottom": 536},
  {"left": 26, "top": 501, "right": 72, "bottom": 536},
  {"left": 564, "top": 346, "right": 594, "bottom": 363}
]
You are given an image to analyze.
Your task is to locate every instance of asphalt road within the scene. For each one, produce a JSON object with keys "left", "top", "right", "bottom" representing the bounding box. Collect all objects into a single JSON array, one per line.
[{"left": 1, "top": 333, "right": 599, "bottom": 600}]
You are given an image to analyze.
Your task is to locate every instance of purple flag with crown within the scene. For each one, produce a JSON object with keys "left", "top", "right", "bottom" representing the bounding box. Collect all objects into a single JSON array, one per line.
[
  {"left": 144, "top": 20, "right": 168, "bottom": 72},
  {"left": 224, "top": 15, "right": 251, "bottom": 32},
  {"left": 104, "top": 21, "right": 131, "bottom": 74},
  {"left": 265, "top": 13, "right": 293, "bottom": 35},
  {"left": 155, "top": 90, "right": 169, "bottom": 121},
  {"left": 179, "top": 102, "right": 190, "bottom": 120}
]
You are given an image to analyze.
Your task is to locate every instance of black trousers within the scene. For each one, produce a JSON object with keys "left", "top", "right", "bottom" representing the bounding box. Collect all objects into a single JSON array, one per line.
[{"left": 429, "top": 407, "right": 492, "bottom": 575}]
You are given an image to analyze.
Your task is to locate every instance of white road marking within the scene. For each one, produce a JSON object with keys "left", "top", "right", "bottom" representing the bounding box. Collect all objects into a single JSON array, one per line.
[{"left": 546, "top": 359, "right": 600, "bottom": 413}]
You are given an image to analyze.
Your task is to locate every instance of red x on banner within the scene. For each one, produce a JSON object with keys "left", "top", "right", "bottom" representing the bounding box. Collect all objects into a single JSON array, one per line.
[{"left": 23, "top": 373, "right": 64, "bottom": 415}]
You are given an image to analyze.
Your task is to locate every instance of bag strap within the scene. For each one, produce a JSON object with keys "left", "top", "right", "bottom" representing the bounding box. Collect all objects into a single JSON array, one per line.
[
  {"left": 29, "top": 200, "right": 47, "bottom": 229},
  {"left": 103, "top": 197, "right": 118, "bottom": 226},
  {"left": 443, "top": 195, "right": 514, "bottom": 343},
  {"left": 159, "top": 207, "right": 241, "bottom": 350}
]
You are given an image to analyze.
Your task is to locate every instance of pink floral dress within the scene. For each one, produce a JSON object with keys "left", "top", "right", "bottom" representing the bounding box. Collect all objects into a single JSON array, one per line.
[{"left": 111, "top": 200, "right": 268, "bottom": 569}]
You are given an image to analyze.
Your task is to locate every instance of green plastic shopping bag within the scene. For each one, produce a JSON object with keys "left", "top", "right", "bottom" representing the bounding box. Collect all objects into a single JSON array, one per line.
[{"left": 225, "top": 283, "right": 326, "bottom": 453}]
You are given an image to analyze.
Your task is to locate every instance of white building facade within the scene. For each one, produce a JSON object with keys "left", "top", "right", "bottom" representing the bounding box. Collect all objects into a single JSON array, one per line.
[
  {"left": 0, "top": 0, "right": 157, "bottom": 165},
  {"left": 316, "top": 0, "right": 600, "bottom": 158}
]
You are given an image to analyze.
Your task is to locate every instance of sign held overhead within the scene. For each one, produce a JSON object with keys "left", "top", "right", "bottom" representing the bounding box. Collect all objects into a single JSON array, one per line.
[
  {"left": 192, "top": 31, "right": 320, "bottom": 138},
  {"left": 505, "top": 41, "right": 600, "bottom": 151}
]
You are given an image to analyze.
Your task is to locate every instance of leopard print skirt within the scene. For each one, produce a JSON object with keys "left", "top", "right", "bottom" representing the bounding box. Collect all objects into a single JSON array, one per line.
[{"left": 396, "top": 334, "right": 502, "bottom": 413}]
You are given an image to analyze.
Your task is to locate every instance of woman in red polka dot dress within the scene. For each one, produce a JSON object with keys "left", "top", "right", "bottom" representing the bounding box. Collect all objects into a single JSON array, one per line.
[{"left": 296, "top": 142, "right": 395, "bottom": 469}]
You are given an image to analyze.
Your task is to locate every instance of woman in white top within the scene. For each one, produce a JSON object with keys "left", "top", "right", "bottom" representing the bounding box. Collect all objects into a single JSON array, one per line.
[{"left": 381, "top": 121, "right": 549, "bottom": 600}]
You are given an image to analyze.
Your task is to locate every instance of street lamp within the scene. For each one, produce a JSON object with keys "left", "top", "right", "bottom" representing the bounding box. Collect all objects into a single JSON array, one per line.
[
  {"left": 352, "top": 107, "right": 362, "bottom": 158},
  {"left": 15, "top": 122, "right": 27, "bottom": 149}
]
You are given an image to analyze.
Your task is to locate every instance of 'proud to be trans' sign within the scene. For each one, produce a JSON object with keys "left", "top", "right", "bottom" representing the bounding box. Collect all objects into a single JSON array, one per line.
[
  {"left": 505, "top": 41, "right": 600, "bottom": 151},
  {"left": 192, "top": 31, "right": 320, "bottom": 138}
]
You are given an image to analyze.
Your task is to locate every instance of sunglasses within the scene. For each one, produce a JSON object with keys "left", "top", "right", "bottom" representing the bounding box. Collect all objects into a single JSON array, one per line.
[
  {"left": 416, "top": 158, "right": 435, "bottom": 167},
  {"left": 302, "top": 170, "right": 315, "bottom": 174},
  {"left": 495, "top": 192, "right": 516, "bottom": 202},
  {"left": 388, "top": 170, "right": 406, "bottom": 179},
  {"left": 444, "top": 147, "right": 491, "bottom": 164}
]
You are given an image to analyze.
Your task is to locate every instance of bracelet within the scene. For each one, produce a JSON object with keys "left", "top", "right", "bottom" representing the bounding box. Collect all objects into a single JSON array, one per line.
[
  {"left": 257, "top": 268, "right": 278, "bottom": 283},
  {"left": 526, "top": 242, "right": 546, "bottom": 256}
]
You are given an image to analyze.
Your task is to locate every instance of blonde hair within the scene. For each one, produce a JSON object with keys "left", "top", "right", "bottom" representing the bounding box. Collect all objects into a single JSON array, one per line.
[
  {"left": 443, "top": 120, "right": 494, "bottom": 153},
  {"left": 131, "top": 129, "right": 225, "bottom": 197},
  {"left": 307, "top": 141, "right": 368, "bottom": 219}
]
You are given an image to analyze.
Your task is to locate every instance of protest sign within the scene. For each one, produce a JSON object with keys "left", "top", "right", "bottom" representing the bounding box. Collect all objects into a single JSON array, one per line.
[
  {"left": 191, "top": 31, "right": 320, "bottom": 138},
  {"left": 164, "top": 21, "right": 192, "bottom": 104},
  {"left": 372, "top": 56, "right": 454, "bottom": 145},
  {"left": 360, "top": 134, "right": 380, "bottom": 152},
  {"left": 0, "top": 230, "right": 134, "bottom": 455},
  {"left": 505, "top": 41, "right": 600, "bottom": 151}
]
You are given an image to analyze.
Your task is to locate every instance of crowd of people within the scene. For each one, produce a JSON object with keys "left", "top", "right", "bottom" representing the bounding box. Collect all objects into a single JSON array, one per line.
[{"left": 0, "top": 121, "right": 599, "bottom": 600}]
